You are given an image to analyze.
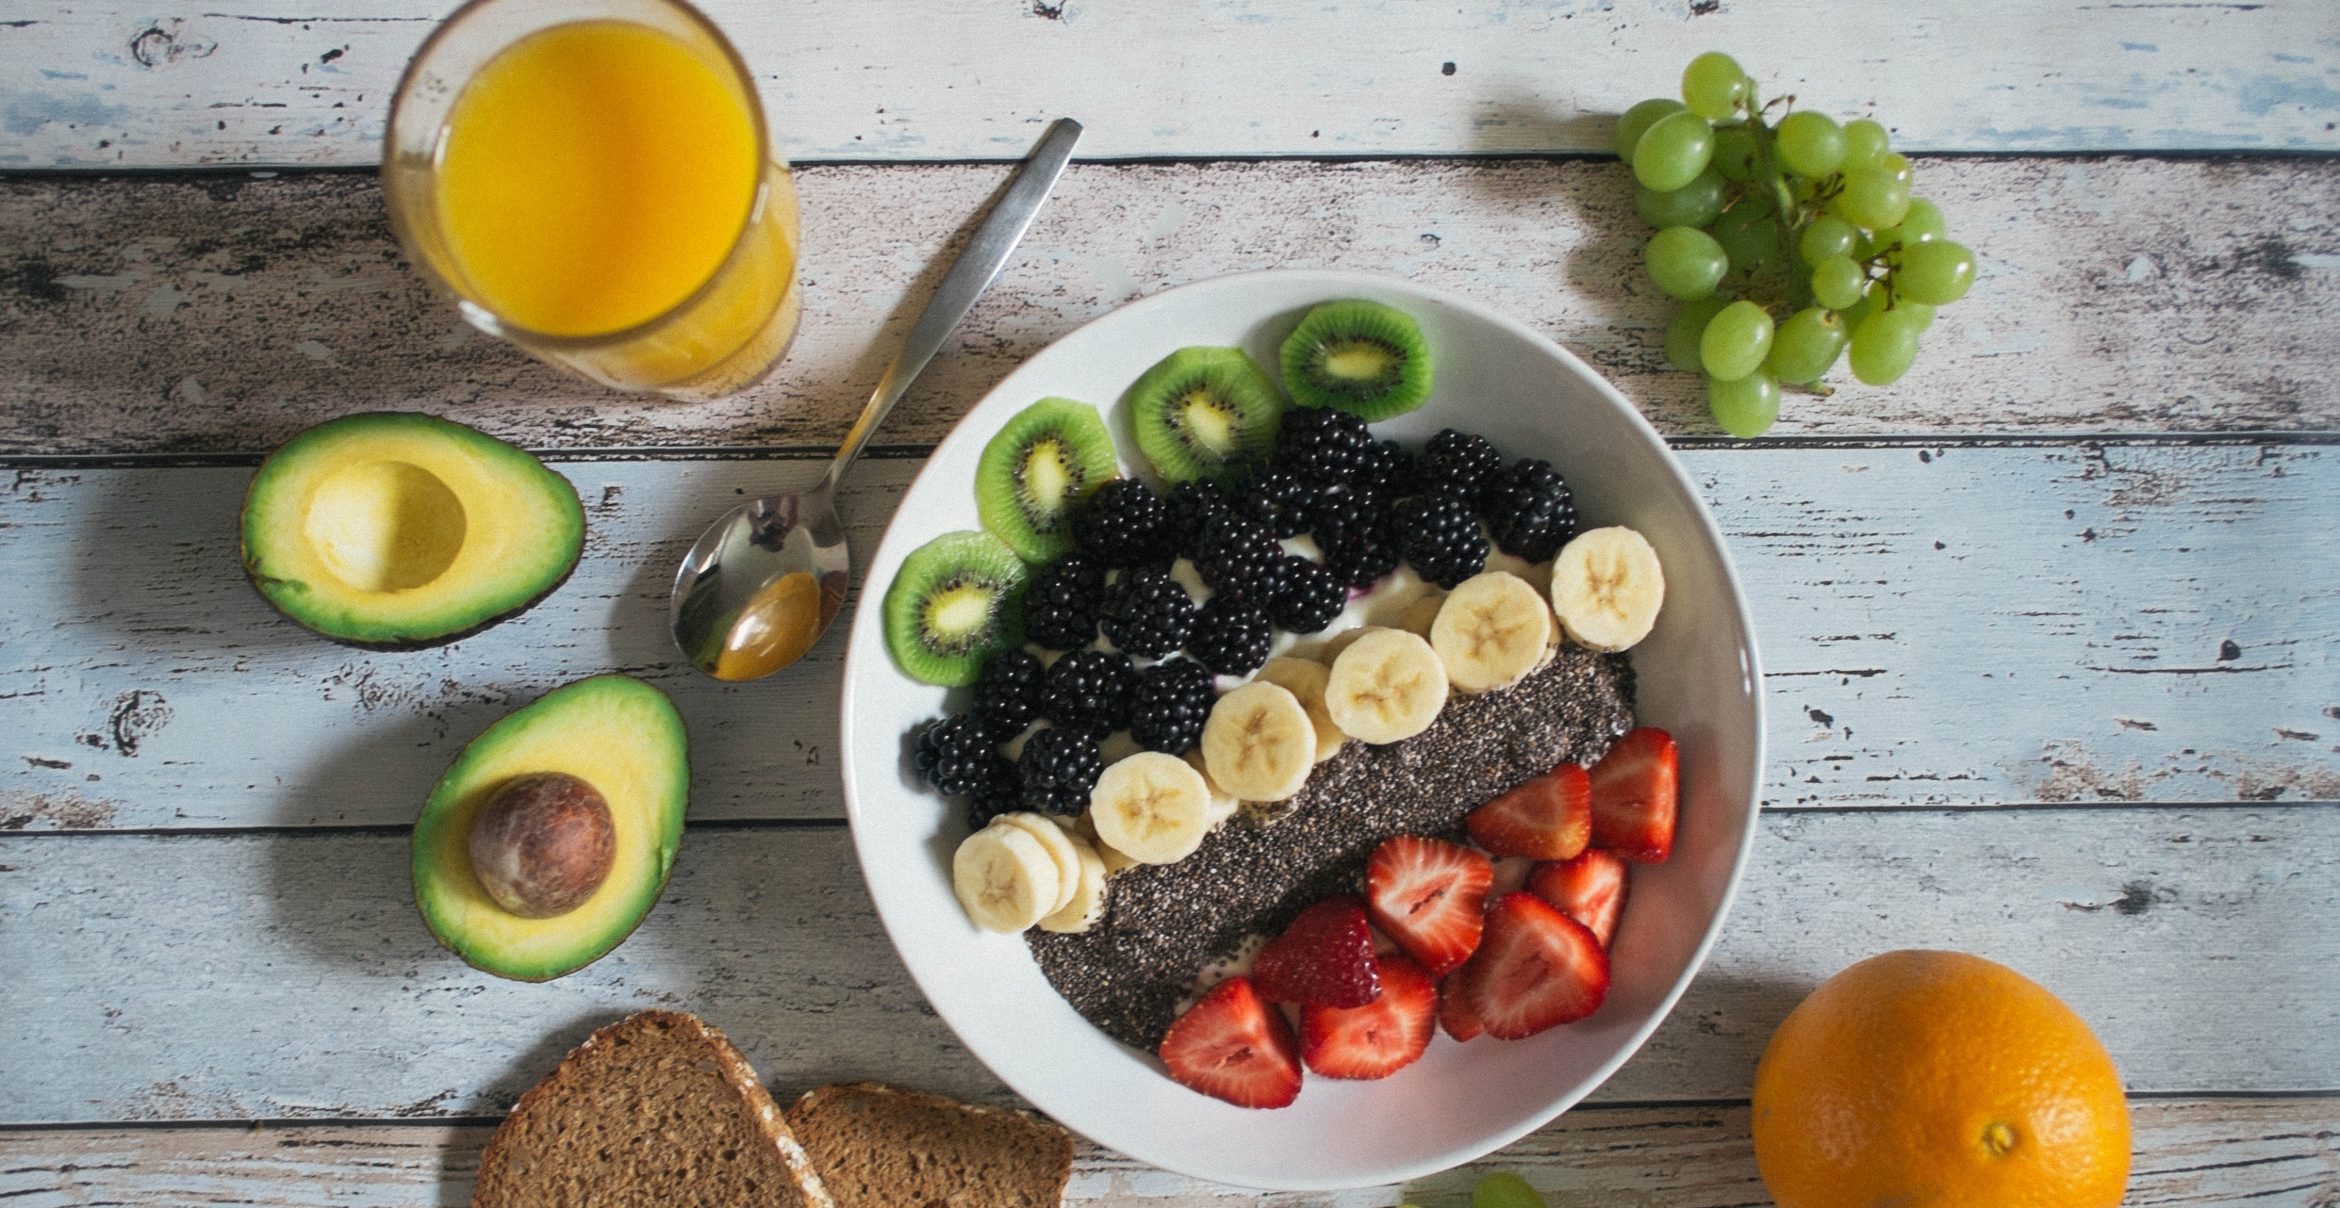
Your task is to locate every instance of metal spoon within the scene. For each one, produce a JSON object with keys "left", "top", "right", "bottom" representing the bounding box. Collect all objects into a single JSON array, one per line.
[{"left": 671, "top": 117, "right": 1083, "bottom": 682}]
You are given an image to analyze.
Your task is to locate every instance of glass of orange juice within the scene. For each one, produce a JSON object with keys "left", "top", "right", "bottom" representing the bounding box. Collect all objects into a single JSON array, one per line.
[{"left": 384, "top": 0, "right": 801, "bottom": 400}]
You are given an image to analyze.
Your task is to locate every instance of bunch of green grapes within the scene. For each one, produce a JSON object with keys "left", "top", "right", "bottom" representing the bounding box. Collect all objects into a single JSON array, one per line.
[{"left": 1618, "top": 52, "right": 1978, "bottom": 437}]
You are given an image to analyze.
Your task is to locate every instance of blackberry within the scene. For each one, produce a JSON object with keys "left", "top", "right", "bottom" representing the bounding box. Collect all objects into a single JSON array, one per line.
[
  {"left": 1129, "top": 657, "right": 1215, "bottom": 755},
  {"left": 1099, "top": 568, "right": 1197, "bottom": 658},
  {"left": 1195, "top": 514, "right": 1286, "bottom": 608},
  {"left": 1393, "top": 487, "right": 1489, "bottom": 588},
  {"left": 965, "top": 753, "right": 1024, "bottom": 830},
  {"left": 1165, "top": 480, "right": 1236, "bottom": 560},
  {"left": 1021, "top": 553, "right": 1107, "bottom": 651},
  {"left": 1421, "top": 429, "right": 1505, "bottom": 504},
  {"left": 1310, "top": 485, "right": 1401, "bottom": 588},
  {"left": 1269, "top": 555, "right": 1346, "bottom": 634},
  {"left": 972, "top": 648, "right": 1047, "bottom": 737},
  {"left": 1354, "top": 439, "right": 1423, "bottom": 497},
  {"left": 1480, "top": 457, "right": 1579, "bottom": 562},
  {"left": 1044, "top": 648, "right": 1137, "bottom": 733},
  {"left": 1073, "top": 479, "right": 1174, "bottom": 570},
  {"left": 1186, "top": 596, "right": 1274, "bottom": 676},
  {"left": 1273, "top": 407, "right": 1375, "bottom": 484},
  {"left": 912, "top": 715, "right": 1000, "bottom": 798},
  {"left": 1237, "top": 464, "right": 1317, "bottom": 538},
  {"left": 1019, "top": 725, "right": 1104, "bottom": 814}
]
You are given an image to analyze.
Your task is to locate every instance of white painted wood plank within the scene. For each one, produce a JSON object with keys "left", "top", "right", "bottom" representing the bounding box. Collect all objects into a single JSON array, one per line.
[
  {"left": 4, "top": 0, "right": 2337, "bottom": 168},
  {"left": 3, "top": 1097, "right": 2333, "bottom": 1205},
  {"left": 4, "top": 158, "right": 2337, "bottom": 454},
  {"left": 1, "top": 808, "right": 2333, "bottom": 1121},
  {"left": 0, "top": 445, "right": 2331, "bottom": 831}
]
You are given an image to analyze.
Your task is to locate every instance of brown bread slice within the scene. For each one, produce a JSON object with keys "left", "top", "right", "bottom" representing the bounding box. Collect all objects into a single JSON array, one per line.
[
  {"left": 472, "top": 1010, "right": 834, "bottom": 1208},
  {"left": 784, "top": 1082, "right": 1074, "bottom": 1208}
]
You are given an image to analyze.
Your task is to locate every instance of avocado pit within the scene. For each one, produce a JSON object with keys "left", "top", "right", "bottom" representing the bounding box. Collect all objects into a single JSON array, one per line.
[{"left": 467, "top": 772, "right": 616, "bottom": 918}]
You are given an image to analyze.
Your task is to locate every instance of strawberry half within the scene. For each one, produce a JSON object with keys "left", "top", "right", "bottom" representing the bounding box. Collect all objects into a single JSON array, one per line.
[
  {"left": 1300, "top": 952, "right": 1437, "bottom": 1080},
  {"left": 1365, "top": 835, "right": 1493, "bottom": 977},
  {"left": 1458, "top": 892, "right": 1610, "bottom": 1039},
  {"left": 1158, "top": 975, "right": 1303, "bottom": 1109},
  {"left": 1466, "top": 763, "right": 1592, "bottom": 860},
  {"left": 1251, "top": 895, "right": 1381, "bottom": 1007},
  {"left": 1589, "top": 727, "right": 1678, "bottom": 863},
  {"left": 1437, "top": 976, "right": 1485, "bottom": 1042},
  {"left": 1526, "top": 848, "right": 1630, "bottom": 949}
]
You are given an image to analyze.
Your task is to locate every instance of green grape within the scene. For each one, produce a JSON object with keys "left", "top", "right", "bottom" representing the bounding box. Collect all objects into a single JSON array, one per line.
[
  {"left": 1841, "top": 118, "right": 1890, "bottom": 171},
  {"left": 1809, "top": 256, "right": 1867, "bottom": 310},
  {"left": 1838, "top": 281, "right": 1880, "bottom": 328},
  {"left": 1767, "top": 306, "right": 1848, "bottom": 383},
  {"left": 1709, "top": 368, "right": 1782, "bottom": 436},
  {"left": 1895, "top": 298, "right": 1938, "bottom": 329},
  {"left": 1634, "top": 167, "right": 1725, "bottom": 229},
  {"left": 1894, "top": 239, "right": 1976, "bottom": 304},
  {"left": 1614, "top": 97, "right": 1687, "bottom": 163},
  {"left": 1472, "top": 1172, "right": 1548, "bottom": 1208},
  {"left": 1894, "top": 197, "right": 1946, "bottom": 243},
  {"left": 1645, "top": 226, "right": 1730, "bottom": 300},
  {"left": 1664, "top": 296, "right": 1732, "bottom": 372},
  {"left": 1836, "top": 167, "right": 1911, "bottom": 231},
  {"left": 1633, "top": 110, "right": 1717, "bottom": 192},
  {"left": 1700, "top": 299, "right": 1774, "bottom": 381},
  {"left": 1680, "top": 51, "right": 1748, "bottom": 120},
  {"left": 1711, "top": 123, "right": 1761, "bottom": 182},
  {"left": 1799, "top": 215, "right": 1859, "bottom": 266},
  {"left": 1711, "top": 203, "right": 1780, "bottom": 272},
  {"left": 1774, "top": 110, "right": 1847, "bottom": 178},
  {"left": 1849, "top": 309, "right": 1924, "bottom": 385},
  {"left": 1881, "top": 151, "right": 1914, "bottom": 185}
]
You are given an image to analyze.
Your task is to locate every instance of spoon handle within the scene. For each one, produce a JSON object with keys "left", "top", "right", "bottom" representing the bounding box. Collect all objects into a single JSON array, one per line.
[{"left": 814, "top": 116, "right": 1084, "bottom": 498}]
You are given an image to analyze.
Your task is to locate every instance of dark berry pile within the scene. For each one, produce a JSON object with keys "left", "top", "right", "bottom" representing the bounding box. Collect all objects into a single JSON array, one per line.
[
  {"left": 1074, "top": 480, "right": 1174, "bottom": 569},
  {"left": 1480, "top": 457, "right": 1578, "bottom": 561},
  {"left": 1238, "top": 465, "right": 1317, "bottom": 538},
  {"left": 1019, "top": 725, "right": 1103, "bottom": 814},
  {"left": 1045, "top": 649, "right": 1137, "bottom": 734},
  {"left": 1391, "top": 487, "right": 1488, "bottom": 588},
  {"left": 973, "top": 649, "right": 1046, "bottom": 736},
  {"left": 914, "top": 715, "right": 999, "bottom": 798},
  {"left": 1187, "top": 596, "right": 1274, "bottom": 676},
  {"left": 1164, "top": 481, "right": 1234, "bottom": 560},
  {"left": 1130, "top": 658, "right": 1215, "bottom": 755},
  {"left": 1270, "top": 555, "right": 1344, "bottom": 634},
  {"left": 1310, "top": 485, "right": 1399, "bottom": 588},
  {"left": 1021, "top": 553, "right": 1106, "bottom": 651},
  {"left": 1274, "top": 407, "right": 1375, "bottom": 484},
  {"left": 1421, "top": 429, "right": 1504, "bottom": 502},
  {"left": 1100, "top": 568, "right": 1196, "bottom": 658},
  {"left": 1195, "top": 515, "right": 1286, "bottom": 609}
]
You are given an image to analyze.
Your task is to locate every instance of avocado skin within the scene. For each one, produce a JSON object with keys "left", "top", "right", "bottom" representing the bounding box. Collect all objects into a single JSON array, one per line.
[{"left": 239, "top": 411, "right": 585, "bottom": 649}]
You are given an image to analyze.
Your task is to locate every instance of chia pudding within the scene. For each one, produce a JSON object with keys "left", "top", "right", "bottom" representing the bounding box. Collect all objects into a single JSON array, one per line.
[{"left": 1027, "top": 646, "right": 1636, "bottom": 1050}]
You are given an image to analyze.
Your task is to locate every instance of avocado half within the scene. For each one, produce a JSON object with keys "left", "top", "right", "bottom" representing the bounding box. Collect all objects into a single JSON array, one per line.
[
  {"left": 240, "top": 412, "right": 583, "bottom": 649},
  {"left": 412, "top": 675, "right": 689, "bottom": 982}
]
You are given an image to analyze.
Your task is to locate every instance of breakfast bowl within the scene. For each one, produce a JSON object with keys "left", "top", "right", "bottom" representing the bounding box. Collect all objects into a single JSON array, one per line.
[{"left": 838, "top": 268, "right": 1764, "bottom": 1190}]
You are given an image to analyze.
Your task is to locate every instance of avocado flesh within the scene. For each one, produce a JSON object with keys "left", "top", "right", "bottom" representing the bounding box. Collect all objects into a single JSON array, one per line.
[
  {"left": 241, "top": 412, "right": 583, "bottom": 648},
  {"left": 412, "top": 675, "right": 689, "bottom": 982}
]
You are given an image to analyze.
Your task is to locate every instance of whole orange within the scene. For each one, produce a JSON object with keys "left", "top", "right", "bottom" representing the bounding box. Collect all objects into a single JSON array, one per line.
[{"left": 1751, "top": 950, "right": 2130, "bottom": 1208}]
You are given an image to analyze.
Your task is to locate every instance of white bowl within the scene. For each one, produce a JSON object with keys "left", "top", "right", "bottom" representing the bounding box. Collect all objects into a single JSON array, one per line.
[{"left": 838, "top": 269, "right": 1764, "bottom": 1191}]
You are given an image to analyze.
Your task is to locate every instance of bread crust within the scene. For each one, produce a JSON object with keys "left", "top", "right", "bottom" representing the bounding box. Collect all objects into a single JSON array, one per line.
[{"left": 784, "top": 1081, "right": 1073, "bottom": 1207}]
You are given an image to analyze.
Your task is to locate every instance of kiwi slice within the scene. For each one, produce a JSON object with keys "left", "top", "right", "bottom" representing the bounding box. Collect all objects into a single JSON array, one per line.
[
  {"left": 1128, "top": 346, "right": 1287, "bottom": 485},
  {"left": 882, "top": 530, "right": 1029, "bottom": 687},
  {"left": 1279, "top": 299, "right": 1434, "bottom": 420},
  {"left": 976, "top": 398, "right": 1118, "bottom": 563}
]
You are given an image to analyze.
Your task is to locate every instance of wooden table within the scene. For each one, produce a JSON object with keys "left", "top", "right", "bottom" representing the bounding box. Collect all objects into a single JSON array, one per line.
[{"left": 3, "top": 3, "right": 2337, "bottom": 1202}]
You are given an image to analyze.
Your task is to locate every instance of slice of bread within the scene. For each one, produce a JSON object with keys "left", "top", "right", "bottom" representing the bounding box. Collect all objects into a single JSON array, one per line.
[
  {"left": 473, "top": 1010, "right": 834, "bottom": 1208},
  {"left": 784, "top": 1082, "right": 1074, "bottom": 1208}
]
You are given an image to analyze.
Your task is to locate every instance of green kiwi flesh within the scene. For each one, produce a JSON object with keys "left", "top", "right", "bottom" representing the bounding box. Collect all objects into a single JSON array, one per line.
[
  {"left": 1279, "top": 299, "right": 1434, "bottom": 420},
  {"left": 1128, "top": 346, "right": 1286, "bottom": 484},
  {"left": 976, "top": 397, "right": 1118, "bottom": 563},
  {"left": 882, "top": 530, "right": 1029, "bottom": 686}
]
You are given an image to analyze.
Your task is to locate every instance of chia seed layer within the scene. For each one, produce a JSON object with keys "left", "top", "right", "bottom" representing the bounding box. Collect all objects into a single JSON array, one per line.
[{"left": 1026, "top": 647, "right": 1636, "bottom": 1050}]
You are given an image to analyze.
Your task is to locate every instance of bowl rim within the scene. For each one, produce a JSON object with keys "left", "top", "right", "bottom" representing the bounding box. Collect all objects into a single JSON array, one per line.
[{"left": 836, "top": 266, "right": 1766, "bottom": 1189}]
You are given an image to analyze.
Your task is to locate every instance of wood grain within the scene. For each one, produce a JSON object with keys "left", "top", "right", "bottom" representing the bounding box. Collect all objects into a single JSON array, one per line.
[
  {"left": 1, "top": 445, "right": 2331, "bottom": 832},
  {"left": 3, "top": 157, "right": 2337, "bottom": 454},
  {"left": 1, "top": 807, "right": 2334, "bottom": 1123},
  {"left": 4, "top": 0, "right": 2337, "bottom": 168},
  {"left": 2, "top": 1096, "right": 2332, "bottom": 1205}
]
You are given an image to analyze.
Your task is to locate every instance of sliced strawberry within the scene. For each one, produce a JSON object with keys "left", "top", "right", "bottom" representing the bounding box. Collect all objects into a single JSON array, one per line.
[
  {"left": 1158, "top": 975, "right": 1303, "bottom": 1109},
  {"left": 1525, "top": 849, "right": 1630, "bottom": 949},
  {"left": 1466, "top": 763, "right": 1592, "bottom": 860},
  {"left": 1365, "top": 835, "right": 1493, "bottom": 977},
  {"left": 1437, "top": 975, "right": 1485, "bottom": 1042},
  {"left": 1458, "top": 892, "right": 1610, "bottom": 1039},
  {"left": 1251, "top": 895, "right": 1381, "bottom": 1007},
  {"left": 1589, "top": 727, "right": 1678, "bottom": 863},
  {"left": 1300, "top": 952, "right": 1437, "bottom": 1079}
]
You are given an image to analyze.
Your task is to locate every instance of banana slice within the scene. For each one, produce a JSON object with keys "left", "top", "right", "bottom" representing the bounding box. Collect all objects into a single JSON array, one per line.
[
  {"left": 1201, "top": 681, "right": 1316, "bottom": 802},
  {"left": 1396, "top": 592, "right": 1446, "bottom": 640},
  {"left": 1088, "top": 751, "right": 1214, "bottom": 865},
  {"left": 1036, "top": 830, "right": 1110, "bottom": 934},
  {"left": 1431, "top": 570, "right": 1556, "bottom": 694},
  {"left": 1255, "top": 656, "right": 1348, "bottom": 764},
  {"left": 1325, "top": 627, "right": 1450, "bottom": 744},
  {"left": 951, "top": 823, "right": 1062, "bottom": 933},
  {"left": 992, "top": 811, "right": 1084, "bottom": 915},
  {"left": 1551, "top": 526, "right": 1665, "bottom": 652},
  {"left": 1184, "top": 749, "right": 1242, "bottom": 825}
]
